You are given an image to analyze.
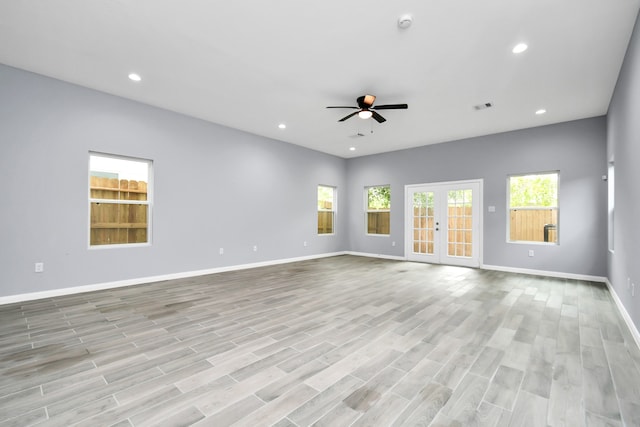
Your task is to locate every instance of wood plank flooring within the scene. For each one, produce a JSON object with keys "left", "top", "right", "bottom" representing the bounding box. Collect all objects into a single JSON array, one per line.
[{"left": 1, "top": 255, "right": 640, "bottom": 426}]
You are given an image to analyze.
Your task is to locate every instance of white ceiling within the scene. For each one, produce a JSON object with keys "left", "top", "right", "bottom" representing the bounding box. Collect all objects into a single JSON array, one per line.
[{"left": 1, "top": 1, "right": 639, "bottom": 158}]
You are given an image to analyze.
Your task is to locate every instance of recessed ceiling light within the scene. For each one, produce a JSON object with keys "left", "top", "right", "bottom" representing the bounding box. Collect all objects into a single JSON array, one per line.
[
  {"left": 535, "top": 109, "right": 547, "bottom": 115},
  {"left": 278, "top": 123, "right": 286, "bottom": 129},
  {"left": 512, "top": 43, "right": 528, "bottom": 54},
  {"left": 128, "top": 73, "right": 141, "bottom": 82},
  {"left": 349, "top": 147, "right": 356, "bottom": 151}
]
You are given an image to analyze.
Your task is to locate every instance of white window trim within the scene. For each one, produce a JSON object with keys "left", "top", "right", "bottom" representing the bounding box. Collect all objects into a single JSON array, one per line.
[{"left": 88, "top": 152, "right": 153, "bottom": 249}]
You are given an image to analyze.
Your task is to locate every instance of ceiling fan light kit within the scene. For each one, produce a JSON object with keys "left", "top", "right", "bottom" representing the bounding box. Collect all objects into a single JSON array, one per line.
[{"left": 358, "top": 110, "right": 373, "bottom": 119}]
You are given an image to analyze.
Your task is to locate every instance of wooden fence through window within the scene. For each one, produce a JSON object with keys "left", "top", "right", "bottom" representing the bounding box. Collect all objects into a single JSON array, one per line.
[
  {"left": 90, "top": 176, "right": 148, "bottom": 245},
  {"left": 510, "top": 208, "right": 557, "bottom": 243},
  {"left": 368, "top": 212, "right": 390, "bottom": 235},
  {"left": 317, "top": 200, "right": 334, "bottom": 234},
  {"left": 412, "top": 206, "right": 557, "bottom": 255},
  {"left": 87, "top": 182, "right": 556, "bottom": 246}
]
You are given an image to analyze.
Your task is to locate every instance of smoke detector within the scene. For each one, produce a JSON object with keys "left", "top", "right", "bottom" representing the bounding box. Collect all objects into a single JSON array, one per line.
[{"left": 398, "top": 15, "right": 412, "bottom": 29}]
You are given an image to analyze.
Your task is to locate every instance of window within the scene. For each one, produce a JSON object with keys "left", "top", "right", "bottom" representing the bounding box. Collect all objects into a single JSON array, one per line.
[
  {"left": 508, "top": 172, "right": 558, "bottom": 243},
  {"left": 317, "top": 185, "right": 335, "bottom": 235},
  {"left": 608, "top": 162, "right": 614, "bottom": 252},
  {"left": 89, "top": 153, "right": 152, "bottom": 247},
  {"left": 366, "top": 185, "right": 390, "bottom": 235}
]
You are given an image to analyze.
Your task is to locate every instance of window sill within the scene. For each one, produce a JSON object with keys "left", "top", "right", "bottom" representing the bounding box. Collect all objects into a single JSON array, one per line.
[
  {"left": 89, "top": 242, "right": 152, "bottom": 250},
  {"left": 507, "top": 240, "right": 558, "bottom": 246}
]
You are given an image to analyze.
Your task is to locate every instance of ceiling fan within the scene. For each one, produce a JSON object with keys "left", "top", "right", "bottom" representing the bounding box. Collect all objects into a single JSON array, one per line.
[{"left": 326, "top": 94, "right": 408, "bottom": 123}]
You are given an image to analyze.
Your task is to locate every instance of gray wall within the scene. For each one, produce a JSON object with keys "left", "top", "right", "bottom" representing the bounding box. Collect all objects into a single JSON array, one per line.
[
  {"left": 0, "top": 62, "right": 611, "bottom": 302},
  {"left": 347, "top": 118, "right": 608, "bottom": 277},
  {"left": 607, "top": 10, "right": 640, "bottom": 332},
  {"left": 0, "top": 64, "right": 347, "bottom": 297}
]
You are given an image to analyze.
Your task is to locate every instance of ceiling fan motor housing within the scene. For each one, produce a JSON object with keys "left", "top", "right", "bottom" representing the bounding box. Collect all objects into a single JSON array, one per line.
[{"left": 357, "top": 95, "right": 376, "bottom": 108}]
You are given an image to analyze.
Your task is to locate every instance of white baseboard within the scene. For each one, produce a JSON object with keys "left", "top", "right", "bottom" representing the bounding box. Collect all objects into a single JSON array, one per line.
[
  {"left": 0, "top": 252, "right": 347, "bottom": 305},
  {"left": 604, "top": 278, "right": 640, "bottom": 351},
  {"left": 345, "top": 251, "right": 406, "bottom": 261},
  {"left": 481, "top": 264, "right": 607, "bottom": 283}
]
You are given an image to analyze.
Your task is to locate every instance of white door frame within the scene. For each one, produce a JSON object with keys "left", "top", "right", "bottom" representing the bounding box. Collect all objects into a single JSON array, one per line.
[{"left": 405, "top": 179, "right": 483, "bottom": 267}]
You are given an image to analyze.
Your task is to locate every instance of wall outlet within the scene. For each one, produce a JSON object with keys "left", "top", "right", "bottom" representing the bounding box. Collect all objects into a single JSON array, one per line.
[
  {"left": 528, "top": 250, "right": 534, "bottom": 257},
  {"left": 219, "top": 248, "right": 224, "bottom": 255},
  {"left": 392, "top": 241, "right": 396, "bottom": 247},
  {"left": 632, "top": 283, "right": 636, "bottom": 297},
  {"left": 253, "top": 245, "right": 258, "bottom": 252},
  {"left": 35, "top": 262, "right": 44, "bottom": 273},
  {"left": 303, "top": 241, "right": 307, "bottom": 247}
]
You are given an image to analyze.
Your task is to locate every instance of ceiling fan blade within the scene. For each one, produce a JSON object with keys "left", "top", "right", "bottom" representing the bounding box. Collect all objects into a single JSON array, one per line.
[
  {"left": 371, "top": 111, "right": 386, "bottom": 123},
  {"left": 338, "top": 111, "right": 360, "bottom": 122},
  {"left": 326, "top": 106, "right": 358, "bottom": 109},
  {"left": 372, "top": 104, "right": 408, "bottom": 110}
]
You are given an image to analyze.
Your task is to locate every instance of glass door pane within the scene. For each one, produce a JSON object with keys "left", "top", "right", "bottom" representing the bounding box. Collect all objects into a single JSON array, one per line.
[
  {"left": 412, "top": 191, "right": 434, "bottom": 254},
  {"left": 447, "top": 189, "right": 473, "bottom": 258}
]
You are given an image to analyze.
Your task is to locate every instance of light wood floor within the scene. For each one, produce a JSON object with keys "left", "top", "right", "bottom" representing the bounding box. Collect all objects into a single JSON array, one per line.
[{"left": 1, "top": 255, "right": 640, "bottom": 426}]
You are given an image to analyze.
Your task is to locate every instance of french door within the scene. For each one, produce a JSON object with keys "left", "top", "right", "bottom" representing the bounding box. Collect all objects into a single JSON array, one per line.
[{"left": 406, "top": 180, "right": 481, "bottom": 267}]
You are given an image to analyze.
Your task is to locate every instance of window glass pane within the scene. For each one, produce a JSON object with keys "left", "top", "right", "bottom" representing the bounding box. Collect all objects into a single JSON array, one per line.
[
  {"left": 90, "top": 155, "right": 149, "bottom": 201},
  {"left": 318, "top": 186, "right": 334, "bottom": 210},
  {"left": 317, "top": 185, "right": 335, "bottom": 234},
  {"left": 318, "top": 211, "right": 334, "bottom": 234},
  {"left": 509, "top": 173, "right": 557, "bottom": 208},
  {"left": 89, "top": 153, "right": 151, "bottom": 247},
  {"left": 509, "top": 172, "right": 558, "bottom": 243},
  {"left": 608, "top": 163, "right": 614, "bottom": 252},
  {"left": 367, "top": 212, "right": 390, "bottom": 234},
  {"left": 90, "top": 202, "right": 148, "bottom": 245},
  {"left": 367, "top": 186, "right": 390, "bottom": 210}
]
